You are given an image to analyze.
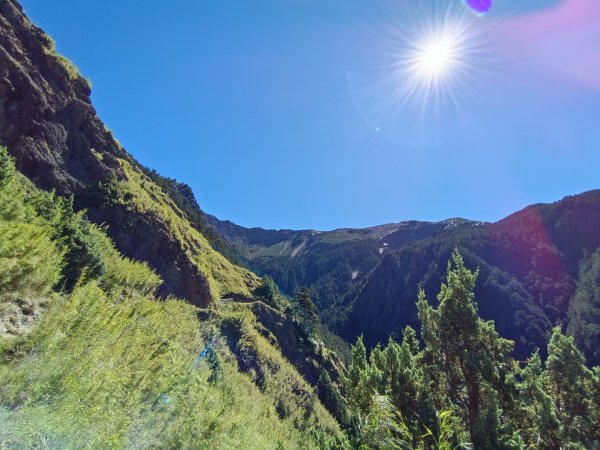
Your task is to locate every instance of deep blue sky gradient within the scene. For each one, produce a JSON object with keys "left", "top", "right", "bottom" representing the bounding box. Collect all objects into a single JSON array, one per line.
[{"left": 19, "top": 0, "right": 600, "bottom": 230}]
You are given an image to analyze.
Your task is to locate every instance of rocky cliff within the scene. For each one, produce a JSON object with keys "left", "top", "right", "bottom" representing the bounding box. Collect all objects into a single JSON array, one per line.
[{"left": 0, "top": 0, "right": 253, "bottom": 306}]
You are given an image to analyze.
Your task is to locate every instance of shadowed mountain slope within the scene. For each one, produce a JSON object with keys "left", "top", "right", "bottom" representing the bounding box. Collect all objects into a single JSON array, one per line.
[{"left": 207, "top": 191, "right": 600, "bottom": 361}]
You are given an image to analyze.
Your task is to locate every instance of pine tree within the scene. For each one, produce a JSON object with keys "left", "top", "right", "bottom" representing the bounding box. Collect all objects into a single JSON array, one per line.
[
  {"left": 0, "top": 146, "right": 15, "bottom": 190},
  {"left": 419, "top": 249, "right": 516, "bottom": 449},
  {"left": 516, "top": 351, "right": 560, "bottom": 448},
  {"left": 0, "top": 146, "right": 25, "bottom": 222},
  {"left": 344, "top": 336, "right": 372, "bottom": 416},
  {"left": 294, "top": 287, "right": 319, "bottom": 336},
  {"left": 254, "top": 275, "right": 282, "bottom": 309},
  {"left": 567, "top": 248, "right": 600, "bottom": 366},
  {"left": 31, "top": 194, "right": 106, "bottom": 291},
  {"left": 545, "top": 326, "right": 598, "bottom": 447},
  {"left": 56, "top": 200, "right": 106, "bottom": 291},
  {"left": 0, "top": 147, "right": 63, "bottom": 296},
  {"left": 206, "top": 348, "right": 223, "bottom": 383},
  {"left": 382, "top": 329, "right": 421, "bottom": 435},
  {"left": 342, "top": 250, "right": 600, "bottom": 449}
]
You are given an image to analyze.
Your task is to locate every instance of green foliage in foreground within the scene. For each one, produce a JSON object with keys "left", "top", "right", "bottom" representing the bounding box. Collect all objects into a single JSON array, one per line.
[
  {"left": 1, "top": 284, "right": 334, "bottom": 449},
  {"left": 0, "top": 147, "right": 339, "bottom": 449},
  {"left": 341, "top": 250, "right": 600, "bottom": 449},
  {"left": 2, "top": 143, "right": 598, "bottom": 449}
]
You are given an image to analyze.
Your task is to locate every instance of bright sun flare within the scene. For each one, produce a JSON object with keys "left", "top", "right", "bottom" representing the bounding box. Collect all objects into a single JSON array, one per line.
[
  {"left": 347, "top": 2, "right": 491, "bottom": 143},
  {"left": 413, "top": 34, "right": 463, "bottom": 83}
]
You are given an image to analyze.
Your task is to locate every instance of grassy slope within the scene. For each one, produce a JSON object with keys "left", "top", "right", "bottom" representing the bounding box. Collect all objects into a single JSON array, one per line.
[
  {"left": 0, "top": 286, "right": 335, "bottom": 449},
  {"left": 202, "top": 302, "right": 340, "bottom": 434},
  {"left": 118, "top": 159, "right": 259, "bottom": 301},
  {"left": 0, "top": 150, "right": 340, "bottom": 449}
]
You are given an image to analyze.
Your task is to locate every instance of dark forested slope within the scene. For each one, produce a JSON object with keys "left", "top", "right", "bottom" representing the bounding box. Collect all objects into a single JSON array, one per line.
[{"left": 207, "top": 191, "right": 600, "bottom": 361}]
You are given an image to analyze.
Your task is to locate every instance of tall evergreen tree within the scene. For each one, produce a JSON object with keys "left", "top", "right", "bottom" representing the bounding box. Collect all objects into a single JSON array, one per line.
[
  {"left": 382, "top": 329, "right": 421, "bottom": 435},
  {"left": 0, "top": 146, "right": 15, "bottom": 190},
  {"left": 516, "top": 351, "right": 561, "bottom": 448},
  {"left": 0, "top": 146, "right": 24, "bottom": 222},
  {"left": 253, "top": 275, "right": 283, "bottom": 310},
  {"left": 340, "top": 251, "right": 600, "bottom": 449},
  {"left": 344, "top": 336, "right": 372, "bottom": 417},
  {"left": 418, "top": 250, "right": 516, "bottom": 449},
  {"left": 545, "top": 326, "right": 599, "bottom": 447},
  {"left": 294, "top": 287, "right": 319, "bottom": 336},
  {"left": 568, "top": 247, "right": 600, "bottom": 366},
  {"left": 0, "top": 147, "right": 63, "bottom": 295}
]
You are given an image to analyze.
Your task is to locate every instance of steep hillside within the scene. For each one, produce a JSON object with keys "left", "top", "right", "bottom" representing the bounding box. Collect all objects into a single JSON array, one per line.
[
  {"left": 342, "top": 191, "right": 600, "bottom": 357},
  {"left": 0, "top": 146, "right": 341, "bottom": 448},
  {"left": 0, "top": 2, "right": 346, "bottom": 447},
  {"left": 0, "top": 0, "right": 257, "bottom": 307}
]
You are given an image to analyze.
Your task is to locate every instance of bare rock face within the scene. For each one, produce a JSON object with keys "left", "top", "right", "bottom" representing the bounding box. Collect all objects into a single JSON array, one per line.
[{"left": 0, "top": 0, "right": 212, "bottom": 307}]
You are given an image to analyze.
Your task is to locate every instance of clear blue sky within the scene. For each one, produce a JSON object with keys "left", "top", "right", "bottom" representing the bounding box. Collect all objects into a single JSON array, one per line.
[{"left": 20, "top": 0, "right": 600, "bottom": 230}]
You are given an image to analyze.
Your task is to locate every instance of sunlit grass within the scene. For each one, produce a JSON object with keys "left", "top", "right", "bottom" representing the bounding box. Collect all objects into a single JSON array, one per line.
[{"left": 117, "top": 159, "right": 260, "bottom": 300}]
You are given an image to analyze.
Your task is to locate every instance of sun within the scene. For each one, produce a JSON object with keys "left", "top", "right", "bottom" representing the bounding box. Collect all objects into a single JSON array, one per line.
[
  {"left": 411, "top": 31, "right": 465, "bottom": 85},
  {"left": 416, "top": 37, "right": 460, "bottom": 80},
  {"left": 345, "top": 1, "right": 494, "bottom": 143}
]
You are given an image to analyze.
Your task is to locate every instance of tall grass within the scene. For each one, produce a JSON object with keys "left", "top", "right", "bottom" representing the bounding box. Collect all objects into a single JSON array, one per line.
[{"left": 0, "top": 147, "right": 340, "bottom": 448}]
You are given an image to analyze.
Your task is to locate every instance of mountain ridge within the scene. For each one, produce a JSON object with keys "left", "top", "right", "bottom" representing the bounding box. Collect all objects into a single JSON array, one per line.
[{"left": 204, "top": 189, "right": 600, "bottom": 361}]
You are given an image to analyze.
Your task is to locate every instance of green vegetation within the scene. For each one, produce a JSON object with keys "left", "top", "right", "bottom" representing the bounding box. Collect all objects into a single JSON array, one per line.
[
  {"left": 142, "top": 167, "right": 245, "bottom": 266},
  {"left": 212, "top": 191, "right": 600, "bottom": 365},
  {"left": 0, "top": 147, "right": 340, "bottom": 449},
  {"left": 201, "top": 302, "right": 341, "bottom": 439},
  {"left": 253, "top": 275, "right": 285, "bottom": 310},
  {"left": 568, "top": 247, "right": 600, "bottom": 366},
  {"left": 7, "top": 1, "right": 600, "bottom": 445},
  {"left": 340, "top": 250, "right": 600, "bottom": 449},
  {"left": 2, "top": 139, "right": 599, "bottom": 449},
  {"left": 294, "top": 287, "right": 320, "bottom": 336},
  {"left": 40, "top": 32, "right": 88, "bottom": 85},
  {"left": 115, "top": 159, "right": 259, "bottom": 300}
]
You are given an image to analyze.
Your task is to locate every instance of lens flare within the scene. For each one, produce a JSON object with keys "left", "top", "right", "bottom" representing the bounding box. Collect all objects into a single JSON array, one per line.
[
  {"left": 465, "top": 0, "right": 493, "bottom": 14},
  {"left": 346, "top": 1, "right": 498, "bottom": 145}
]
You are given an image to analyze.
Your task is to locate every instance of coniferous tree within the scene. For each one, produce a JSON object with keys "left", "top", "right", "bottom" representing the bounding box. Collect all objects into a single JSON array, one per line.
[
  {"left": 344, "top": 336, "right": 370, "bottom": 416},
  {"left": 0, "top": 146, "right": 24, "bottom": 222},
  {"left": 254, "top": 275, "right": 283, "bottom": 310},
  {"left": 337, "top": 250, "right": 600, "bottom": 449},
  {"left": 294, "top": 287, "right": 319, "bottom": 336},
  {"left": 57, "top": 199, "right": 107, "bottom": 291},
  {"left": 437, "top": 251, "right": 516, "bottom": 448},
  {"left": 516, "top": 351, "right": 561, "bottom": 448},
  {"left": 0, "top": 146, "right": 15, "bottom": 190},
  {"left": 382, "top": 329, "right": 421, "bottom": 435},
  {"left": 206, "top": 348, "right": 223, "bottom": 383},
  {"left": 0, "top": 147, "right": 63, "bottom": 295},
  {"left": 567, "top": 248, "right": 600, "bottom": 366},
  {"left": 545, "top": 326, "right": 599, "bottom": 448}
]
